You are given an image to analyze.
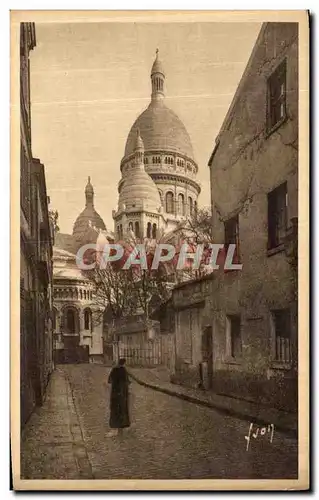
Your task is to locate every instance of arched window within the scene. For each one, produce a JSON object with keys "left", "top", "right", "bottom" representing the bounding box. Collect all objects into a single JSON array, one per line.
[
  {"left": 166, "top": 192, "right": 174, "bottom": 214},
  {"left": 164, "top": 157, "right": 167, "bottom": 164},
  {"left": 66, "top": 308, "right": 76, "bottom": 333},
  {"left": 80, "top": 289, "right": 83, "bottom": 300},
  {"left": 194, "top": 200, "right": 198, "bottom": 216},
  {"left": 135, "top": 221, "right": 140, "bottom": 238},
  {"left": 84, "top": 309, "right": 91, "bottom": 331},
  {"left": 147, "top": 222, "right": 152, "bottom": 239},
  {"left": 152, "top": 223, "right": 157, "bottom": 239},
  {"left": 129, "top": 221, "right": 133, "bottom": 231},
  {"left": 178, "top": 193, "right": 185, "bottom": 215},
  {"left": 188, "top": 197, "right": 193, "bottom": 216}
]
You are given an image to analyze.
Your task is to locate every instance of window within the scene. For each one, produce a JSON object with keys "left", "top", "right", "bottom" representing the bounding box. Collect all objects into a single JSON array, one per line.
[
  {"left": 152, "top": 223, "right": 157, "bottom": 239},
  {"left": 147, "top": 222, "right": 152, "bottom": 238},
  {"left": 268, "top": 182, "right": 288, "bottom": 249},
  {"left": 84, "top": 309, "right": 92, "bottom": 331},
  {"left": 188, "top": 197, "right": 193, "bottom": 216},
  {"left": 66, "top": 309, "right": 76, "bottom": 333},
  {"left": 272, "top": 309, "right": 291, "bottom": 363},
  {"left": 224, "top": 214, "right": 240, "bottom": 259},
  {"left": 226, "top": 315, "right": 242, "bottom": 359},
  {"left": 267, "top": 59, "right": 287, "bottom": 132},
  {"left": 178, "top": 193, "right": 185, "bottom": 215},
  {"left": 135, "top": 221, "right": 140, "bottom": 238},
  {"left": 166, "top": 192, "right": 174, "bottom": 214}
]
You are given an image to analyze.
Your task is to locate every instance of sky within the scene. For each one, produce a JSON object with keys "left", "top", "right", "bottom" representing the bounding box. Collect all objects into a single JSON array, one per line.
[{"left": 29, "top": 21, "right": 261, "bottom": 234}]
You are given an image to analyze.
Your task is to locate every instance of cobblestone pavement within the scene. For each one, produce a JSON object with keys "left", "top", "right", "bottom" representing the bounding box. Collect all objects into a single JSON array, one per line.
[
  {"left": 21, "top": 366, "right": 93, "bottom": 479},
  {"left": 63, "top": 364, "right": 298, "bottom": 480}
]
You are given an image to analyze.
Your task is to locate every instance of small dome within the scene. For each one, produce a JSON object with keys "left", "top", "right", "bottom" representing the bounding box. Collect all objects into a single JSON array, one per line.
[
  {"left": 73, "top": 176, "right": 106, "bottom": 240},
  {"left": 151, "top": 49, "right": 165, "bottom": 76},
  {"left": 118, "top": 169, "right": 161, "bottom": 211},
  {"left": 73, "top": 207, "right": 106, "bottom": 239},
  {"left": 124, "top": 100, "right": 194, "bottom": 159},
  {"left": 85, "top": 176, "right": 94, "bottom": 195}
]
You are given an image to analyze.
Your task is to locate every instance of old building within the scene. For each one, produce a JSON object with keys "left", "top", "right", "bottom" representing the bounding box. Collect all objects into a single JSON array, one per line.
[
  {"left": 108, "top": 51, "right": 202, "bottom": 361},
  {"left": 20, "top": 22, "right": 54, "bottom": 426},
  {"left": 172, "top": 22, "right": 298, "bottom": 412},
  {"left": 52, "top": 247, "right": 104, "bottom": 364},
  {"left": 113, "top": 50, "right": 200, "bottom": 240},
  {"left": 52, "top": 178, "right": 112, "bottom": 363}
]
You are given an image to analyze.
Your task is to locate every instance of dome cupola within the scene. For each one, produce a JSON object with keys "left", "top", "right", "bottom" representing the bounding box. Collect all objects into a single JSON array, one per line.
[
  {"left": 73, "top": 177, "right": 106, "bottom": 240},
  {"left": 85, "top": 176, "right": 94, "bottom": 206},
  {"left": 118, "top": 130, "right": 161, "bottom": 212},
  {"left": 151, "top": 49, "right": 165, "bottom": 102}
]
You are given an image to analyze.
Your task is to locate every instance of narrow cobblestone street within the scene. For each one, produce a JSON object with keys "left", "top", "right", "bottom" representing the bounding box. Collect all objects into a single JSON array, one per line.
[{"left": 22, "top": 365, "right": 298, "bottom": 480}]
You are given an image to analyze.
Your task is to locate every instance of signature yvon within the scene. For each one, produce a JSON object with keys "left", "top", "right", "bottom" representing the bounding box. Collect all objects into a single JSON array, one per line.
[{"left": 245, "top": 423, "right": 275, "bottom": 451}]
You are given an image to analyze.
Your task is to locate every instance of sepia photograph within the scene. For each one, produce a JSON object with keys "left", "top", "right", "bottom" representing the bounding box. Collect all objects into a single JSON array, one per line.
[{"left": 11, "top": 10, "right": 309, "bottom": 490}]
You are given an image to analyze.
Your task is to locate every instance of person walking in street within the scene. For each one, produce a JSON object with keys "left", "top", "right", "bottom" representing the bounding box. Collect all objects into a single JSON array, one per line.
[{"left": 107, "top": 358, "right": 130, "bottom": 437}]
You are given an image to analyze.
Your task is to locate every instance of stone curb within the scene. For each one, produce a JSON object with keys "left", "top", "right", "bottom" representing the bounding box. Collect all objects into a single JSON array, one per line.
[
  {"left": 127, "top": 370, "right": 297, "bottom": 439},
  {"left": 63, "top": 369, "right": 95, "bottom": 479}
]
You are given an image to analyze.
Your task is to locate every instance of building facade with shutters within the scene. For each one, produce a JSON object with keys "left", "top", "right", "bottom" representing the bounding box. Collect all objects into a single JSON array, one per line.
[
  {"left": 172, "top": 23, "right": 298, "bottom": 412},
  {"left": 20, "top": 22, "right": 54, "bottom": 427}
]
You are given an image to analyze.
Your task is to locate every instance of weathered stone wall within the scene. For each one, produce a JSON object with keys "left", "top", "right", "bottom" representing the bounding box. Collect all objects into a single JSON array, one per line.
[{"left": 207, "top": 22, "right": 298, "bottom": 412}]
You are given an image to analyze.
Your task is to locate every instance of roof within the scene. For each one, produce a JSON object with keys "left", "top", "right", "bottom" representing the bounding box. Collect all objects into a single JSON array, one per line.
[
  {"left": 151, "top": 50, "right": 165, "bottom": 76},
  {"left": 209, "top": 23, "right": 266, "bottom": 162},
  {"left": 73, "top": 206, "right": 106, "bottom": 238},
  {"left": 118, "top": 165, "right": 161, "bottom": 211},
  {"left": 124, "top": 100, "right": 194, "bottom": 160},
  {"left": 54, "top": 232, "right": 77, "bottom": 254}
]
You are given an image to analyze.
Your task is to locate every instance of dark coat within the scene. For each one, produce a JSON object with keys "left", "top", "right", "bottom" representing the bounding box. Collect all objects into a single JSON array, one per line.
[{"left": 108, "top": 366, "right": 130, "bottom": 429}]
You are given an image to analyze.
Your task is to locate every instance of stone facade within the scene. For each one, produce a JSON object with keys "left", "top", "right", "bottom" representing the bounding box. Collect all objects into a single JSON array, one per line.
[
  {"left": 52, "top": 248, "right": 104, "bottom": 363},
  {"left": 172, "top": 22, "right": 298, "bottom": 412},
  {"left": 20, "top": 22, "right": 54, "bottom": 427},
  {"left": 113, "top": 51, "right": 200, "bottom": 241}
]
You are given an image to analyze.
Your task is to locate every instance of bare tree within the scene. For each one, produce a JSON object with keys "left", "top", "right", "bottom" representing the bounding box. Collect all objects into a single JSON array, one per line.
[{"left": 83, "top": 235, "right": 175, "bottom": 333}]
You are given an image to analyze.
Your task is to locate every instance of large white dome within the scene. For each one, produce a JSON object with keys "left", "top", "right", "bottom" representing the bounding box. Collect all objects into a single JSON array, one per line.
[
  {"left": 118, "top": 167, "right": 161, "bottom": 211},
  {"left": 124, "top": 100, "right": 194, "bottom": 160}
]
